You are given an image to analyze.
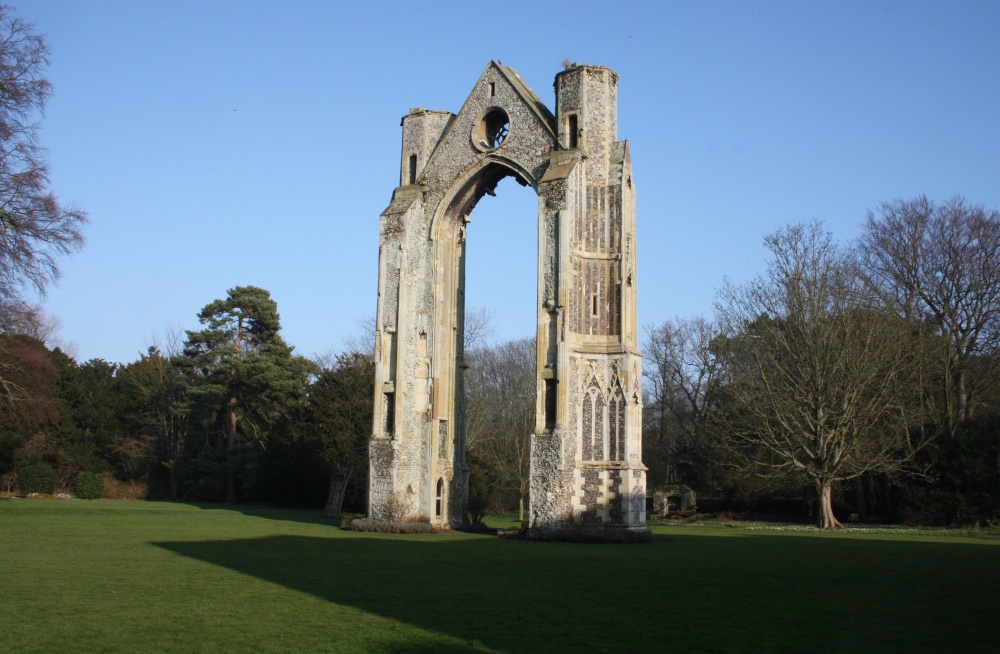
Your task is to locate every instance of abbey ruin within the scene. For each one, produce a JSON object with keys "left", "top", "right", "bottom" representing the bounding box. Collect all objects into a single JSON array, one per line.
[{"left": 369, "top": 62, "right": 647, "bottom": 532}]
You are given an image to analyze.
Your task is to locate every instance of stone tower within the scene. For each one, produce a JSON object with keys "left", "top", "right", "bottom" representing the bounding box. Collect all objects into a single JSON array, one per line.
[{"left": 370, "top": 62, "right": 646, "bottom": 532}]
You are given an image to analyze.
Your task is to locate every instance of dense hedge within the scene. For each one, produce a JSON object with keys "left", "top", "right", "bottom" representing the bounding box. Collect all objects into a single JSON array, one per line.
[
  {"left": 74, "top": 472, "right": 104, "bottom": 500},
  {"left": 18, "top": 465, "right": 55, "bottom": 495},
  {"left": 347, "top": 518, "right": 433, "bottom": 534}
]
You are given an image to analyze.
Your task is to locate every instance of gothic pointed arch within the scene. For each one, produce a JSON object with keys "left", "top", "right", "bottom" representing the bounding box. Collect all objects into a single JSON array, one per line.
[{"left": 582, "top": 374, "right": 606, "bottom": 461}]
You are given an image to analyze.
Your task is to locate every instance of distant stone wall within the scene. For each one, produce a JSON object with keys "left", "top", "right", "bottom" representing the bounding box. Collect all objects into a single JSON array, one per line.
[{"left": 653, "top": 486, "right": 697, "bottom": 516}]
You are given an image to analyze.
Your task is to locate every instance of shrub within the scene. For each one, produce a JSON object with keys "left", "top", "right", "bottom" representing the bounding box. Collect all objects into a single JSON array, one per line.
[
  {"left": 382, "top": 492, "right": 411, "bottom": 522},
  {"left": 346, "top": 518, "right": 434, "bottom": 534},
  {"left": 339, "top": 512, "right": 363, "bottom": 528},
  {"left": 18, "top": 464, "right": 55, "bottom": 495},
  {"left": 73, "top": 472, "right": 104, "bottom": 500},
  {"left": 101, "top": 474, "right": 148, "bottom": 500}
]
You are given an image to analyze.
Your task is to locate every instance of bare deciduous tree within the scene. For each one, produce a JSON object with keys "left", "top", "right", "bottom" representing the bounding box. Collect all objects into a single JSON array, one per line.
[
  {"left": 0, "top": 7, "right": 86, "bottom": 406},
  {"left": 643, "top": 316, "right": 721, "bottom": 486},
  {"left": 118, "top": 347, "right": 188, "bottom": 497},
  {"left": 464, "top": 336, "right": 534, "bottom": 520},
  {"left": 858, "top": 195, "right": 1000, "bottom": 433},
  {"left": 715, "top": 222, "right": 927, "bottom": 528},
  {"left": 463, "top": 305, "right": 496, "bottom": 351},
  {"left": 0, "top": 300, "right": 60, "bottom": 344},
  {"left": 335, "top": 313, "right": 378, "bottom": 363},
  {"left": 0, "top": 7, "right": 86, "bottom": 313},
  {"left": 143, "top": 325, "right": 187, "bottom": 359}
]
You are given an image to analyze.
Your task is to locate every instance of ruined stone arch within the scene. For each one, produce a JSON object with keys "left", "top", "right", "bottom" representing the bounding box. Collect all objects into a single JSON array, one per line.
[
  {"left": 370, "top": 62, "right": 647, "bottom": 533},
  {"left": 432, "top": 157, "right": 539, "bottom": 228}
]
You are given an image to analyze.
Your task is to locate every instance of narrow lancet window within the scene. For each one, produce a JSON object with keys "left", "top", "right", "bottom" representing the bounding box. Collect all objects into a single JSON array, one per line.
[
  {"left": 545, "top": 379, "right": 557, "bottom": 430},
  {"left": 384, "top": 392, "right": 395, "bottom": 434}
]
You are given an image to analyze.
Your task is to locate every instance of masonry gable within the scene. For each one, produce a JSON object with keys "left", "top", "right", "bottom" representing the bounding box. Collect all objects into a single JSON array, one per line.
[{"left": 420, "top": 61, "right": 561, "bottom": 197}]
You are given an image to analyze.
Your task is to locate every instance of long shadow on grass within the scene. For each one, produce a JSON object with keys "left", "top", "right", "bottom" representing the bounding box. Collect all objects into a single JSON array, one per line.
[
  {"left": 153, "top": 532, "right": 999, "bottom": 654},
  {"left": 182, "top": 502, "right": 339, "bottom": 527}
]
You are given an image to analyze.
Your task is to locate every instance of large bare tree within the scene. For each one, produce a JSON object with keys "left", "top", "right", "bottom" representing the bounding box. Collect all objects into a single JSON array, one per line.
[
  {"left": 0, "top": 7, "right": 86, "bottom": 315},
  {"left": 858, "top": 196, "right": 1000, "bottom": 433},
  {"left": 715, "top": 222, "right": 927, "bottom": 528}
]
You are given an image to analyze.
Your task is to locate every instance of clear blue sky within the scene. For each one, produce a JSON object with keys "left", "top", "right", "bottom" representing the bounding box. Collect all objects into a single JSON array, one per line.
[{"left": 17, "top": 0, "right": 1000, "bottom": 364}]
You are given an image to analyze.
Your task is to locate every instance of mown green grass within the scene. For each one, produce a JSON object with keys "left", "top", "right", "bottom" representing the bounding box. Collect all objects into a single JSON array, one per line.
[{"left": 1, "top": 499, "right": 997, "bottom": 653}]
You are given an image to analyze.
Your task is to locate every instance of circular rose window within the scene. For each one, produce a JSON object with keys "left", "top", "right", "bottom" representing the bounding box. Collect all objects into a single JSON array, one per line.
[{"left": 473, "top": 107, "right": 510, "bottom": 150}]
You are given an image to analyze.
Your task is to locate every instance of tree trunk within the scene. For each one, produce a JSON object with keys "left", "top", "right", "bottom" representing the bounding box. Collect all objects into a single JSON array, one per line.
[
  {"left": 817, "top": 480, "right": 843, "bottom": 529},
  {"left": 518, "top": 494, "right": 525, "bottom": 523},
  {"left": 225, "top": 394, "right": 238, "bottom": 503},
  {"left": 956, "top": 366, "right": 969, "bottom": 427},
  {"left": 324, "top": 464, "right": 353, "bottom": 518}
]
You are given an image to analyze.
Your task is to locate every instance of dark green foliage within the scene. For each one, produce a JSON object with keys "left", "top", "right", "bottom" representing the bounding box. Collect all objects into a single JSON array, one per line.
[
  {"left": 466, "top": 449, "right": 499, "bottom": 525},
  {"left": 289, "top": 351, "right": 374, "bottom": 517},
  {"left": 73, "top": 471, "right": 103, "bottom": 499},
  {"left": 256, "top": 433, "right": 329, "bottom": 507},
  {"left": 18, "top": 463, "right": 54, "bottom": 494},
  {"left": 54, "top": 357, "right": 124, "bottom": 475},
  {"left": 900, "top": 415, "right": 1000, "bottom": 526},
  {"left": 176, "top": 286, "right": 312, "bottom": 503}
]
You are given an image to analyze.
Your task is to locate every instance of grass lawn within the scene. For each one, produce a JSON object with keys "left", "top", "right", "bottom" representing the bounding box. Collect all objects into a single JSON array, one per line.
[{"left": 1, "top": 499, "right": 998, "bottom": 653}]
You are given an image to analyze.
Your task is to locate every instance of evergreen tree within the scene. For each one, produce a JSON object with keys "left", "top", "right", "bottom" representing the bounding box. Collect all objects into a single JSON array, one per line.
[{"left": 177, "top": 286, "right": 310, "bottom": 502}]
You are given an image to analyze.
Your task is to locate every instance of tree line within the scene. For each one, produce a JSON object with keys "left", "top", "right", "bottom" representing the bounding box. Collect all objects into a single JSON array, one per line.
[
  {"left": 0, "top": 285, "right": 375, "bottom": 516},
  {"left": 644, "top": 198, "right": 1000, "bottom": 527}
]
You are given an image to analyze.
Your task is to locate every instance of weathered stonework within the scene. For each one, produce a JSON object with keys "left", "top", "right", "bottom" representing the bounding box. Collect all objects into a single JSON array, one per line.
[
  {"left": 653, "top": 485, "right": 697, "bottom": 516},
  {"left": 370, "top": 62, "right": 646, "bottom": 532}
]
